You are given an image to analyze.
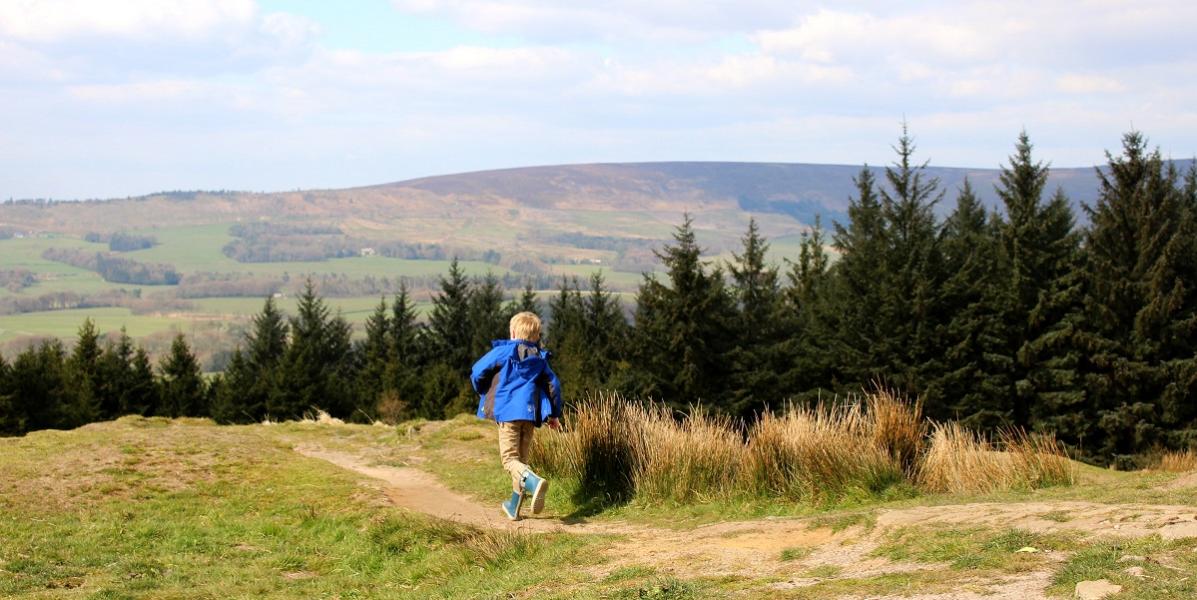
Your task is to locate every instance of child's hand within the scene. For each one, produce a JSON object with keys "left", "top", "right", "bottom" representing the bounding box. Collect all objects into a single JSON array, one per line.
[{"left": 547, "top": 417, "right": 561, "bottom": 430}]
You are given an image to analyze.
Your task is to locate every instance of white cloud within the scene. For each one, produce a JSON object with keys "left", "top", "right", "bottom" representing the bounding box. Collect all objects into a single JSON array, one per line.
[
  {"left": 0, "top": 0, "right": 257, "bottom": 42},
  {"left": 1056, "top": 74, "right": 1126, "bottom": 94}
]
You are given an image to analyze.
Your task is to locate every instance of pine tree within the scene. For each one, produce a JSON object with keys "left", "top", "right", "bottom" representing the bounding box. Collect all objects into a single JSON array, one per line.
[
  {"left": 582, "top": 271, "right": 628, "bottom": 392},
  {"left": 933, "top": 180, "right": 1007, "bottom": 425},
  {"left": 426, "top": 258, "right": 474, "bottom": 374},
  {"left": 628, "top": 215, "right": 737, "bottom": 410},
  {"left": 125, "top": 346, "right": 158, "bottom": 416},
  {"left": 238, "top": 295, "right": 289, "bottom": 422},
  {"left": 159, "top": 334, "right": 206, "bottom": 418},
  {"left": 3, "top": 341, "right": 69, "bottom": 433},
  {"left": 211, "top": 348, "right": 254, "bottom": 424},
  {"left": 97, "top": 328, "right": 135, "bottom": 420},
  {"left": 546, "top": 276, "right": 586, "bottom": 403},
  {"left": 0, "top": 352, "right": 13, "bottom": 434},
  {"left": 469, "top": 271, "right": 508, "bottom": 353},
  {"left": 824, "top": 166, "right": 887, "bottom": 391},
  {"left": 989, "top": 131, "right": 1085, "bottom": 435},
  {"left": 727, "top": 218, "right": 786, "bottom": 415},
  {"left": 384, "top": 283, "right": 424, "bottom": 418},
  {"left": 875, "top": 126, "right": 946, "bottom": 405},
  {"left": 390, "top": 283, "right": 422, "bottom": 363},
  {"left": 356, "top": 297, "right": 392, "bottom": 420},
  {"left": 65, "top": 318, "right": 103, "bottom": 425},
  {"left": 1080, "top": 133, "right": 1197, "bottom": 464},
  {"left": 781, "top": 216, "right": 832, "bottom": 399},
  {"left": 513, "top": 281, "right": 541, "bottom": 315},
  {"left": 271, "top": 280, "right": 355, "bottom": 420},
  {"left": 246, "top": 296, "right": 288, "bottom": 370}
]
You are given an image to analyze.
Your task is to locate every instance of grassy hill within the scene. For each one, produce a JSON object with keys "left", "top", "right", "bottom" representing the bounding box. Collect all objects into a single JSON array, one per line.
[{"left": 3, "top": 414, "right": 1197, "bottom": 599}]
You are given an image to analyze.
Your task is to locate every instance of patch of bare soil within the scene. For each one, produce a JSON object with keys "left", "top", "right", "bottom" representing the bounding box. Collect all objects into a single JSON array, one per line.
[
  {"left": 877, "top": 501, "right": 1197, "bottom": 540},
  {"left": 295, "top": 444, "right": 1197, "bottom": 599},
  {"left": 1162, "top": 471, "right": 1197, "bottom": 490}
]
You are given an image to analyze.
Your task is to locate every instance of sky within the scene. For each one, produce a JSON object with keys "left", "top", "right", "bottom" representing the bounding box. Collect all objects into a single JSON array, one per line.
[{"left": 1, "top": 0, "right": 1196, "bottom": 200}]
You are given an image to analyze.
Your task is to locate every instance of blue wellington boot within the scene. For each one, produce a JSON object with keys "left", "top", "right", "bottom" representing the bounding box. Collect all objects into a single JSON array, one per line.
[
  {"left": 500, "top": 490, "right": 523, "bottom": 521},
  {"left": 521, "top": 469, "right": 549, "bottom": 515}
]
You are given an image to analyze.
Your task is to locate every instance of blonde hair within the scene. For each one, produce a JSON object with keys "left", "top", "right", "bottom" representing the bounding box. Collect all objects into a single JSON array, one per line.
[{"left": 509, "top": 311, "right": 541, "bottom": 342}]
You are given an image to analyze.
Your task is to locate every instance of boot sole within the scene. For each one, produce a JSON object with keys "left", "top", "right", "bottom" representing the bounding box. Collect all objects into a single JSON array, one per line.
[{"left": 529, "top": 479, "right": 548, "bottom": 514}]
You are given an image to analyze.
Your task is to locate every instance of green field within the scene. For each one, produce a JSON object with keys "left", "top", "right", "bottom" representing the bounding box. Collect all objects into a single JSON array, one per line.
[{"left": 0, "top": 223, "right": 632, "bottom": 351}]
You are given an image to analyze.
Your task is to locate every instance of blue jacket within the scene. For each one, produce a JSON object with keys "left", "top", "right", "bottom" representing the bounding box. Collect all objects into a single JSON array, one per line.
[{"left": 471, "top": 339, "right": 562, "bottom": 425}]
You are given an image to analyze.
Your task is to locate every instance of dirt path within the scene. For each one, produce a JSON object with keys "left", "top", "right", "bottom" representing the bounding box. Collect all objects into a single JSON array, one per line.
[{"left": 295, "top": 444, "right": 1197, "bottom": 599}]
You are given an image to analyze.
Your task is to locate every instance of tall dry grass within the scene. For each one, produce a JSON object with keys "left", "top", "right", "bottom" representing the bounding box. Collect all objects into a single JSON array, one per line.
[
  {"left": 531, "top": 389, "right": 1073, "bottom": 506},
  {"left": 1156, "top": 450, "right": 1197, "bottom": 473},
  {"left": 631, "top": 404, "right": 745, "bottom": 502},
  {"left": 918, "top": 423, "right": 1074, "bottom": 494}
]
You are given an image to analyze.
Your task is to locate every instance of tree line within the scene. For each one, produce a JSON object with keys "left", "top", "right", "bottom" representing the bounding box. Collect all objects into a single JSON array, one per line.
[
  {"left": 2, "top": 129, "right": 1194, "bottom": 466},
  {"left": 41, "top": 248, "right": 180, "bottom": 285}
]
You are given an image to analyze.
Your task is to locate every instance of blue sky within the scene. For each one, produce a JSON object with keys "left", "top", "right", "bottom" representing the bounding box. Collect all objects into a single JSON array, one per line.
[{"left": 2, "top": 0, "right": 1195, "bottom": 199}]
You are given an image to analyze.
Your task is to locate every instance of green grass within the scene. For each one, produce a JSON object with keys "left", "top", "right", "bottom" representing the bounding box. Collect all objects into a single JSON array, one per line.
[
  {"left": 1048, "top": 536, "right": 1197, "bottom": 599},
  {"left": 779, "top": 547, "right": 811, "bottom": 562},
  {"left": 873, "top": 526, "right": 1079, "bottom": 572},
  {"left": 0, "top": 418, "right": 603, "bottom": 598}
]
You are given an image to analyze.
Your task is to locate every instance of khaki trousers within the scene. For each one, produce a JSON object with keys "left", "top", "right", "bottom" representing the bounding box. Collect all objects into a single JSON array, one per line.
[{"left": 498, "top": 420, "right": 535, "bottom": 493}]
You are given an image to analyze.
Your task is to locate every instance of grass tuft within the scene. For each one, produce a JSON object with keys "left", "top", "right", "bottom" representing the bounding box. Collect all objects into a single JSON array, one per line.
[
  {"left": 918, "top": 423, "right": 1074, "bottom": 494},
  {"left": 1155, "top": 449, "right": 1197, "bottom": 473}
]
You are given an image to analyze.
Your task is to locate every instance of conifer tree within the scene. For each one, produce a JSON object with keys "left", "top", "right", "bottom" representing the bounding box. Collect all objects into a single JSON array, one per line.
[
  {"left": 124, "top": 346, "right": 158, "bottom": 416},
  {"left": 159, "top": 334, "right": 206, "bottom": 418},
  {"left": 727, "top": 218, "right": 786, "bottom": 415},
  {"left": 512, "top": 281, "right": 541, "bottom": 315},
  {"left": 357, "top": 297, "right": 392, "bottom": 418},
  {"left": 3, "top": 341, "right": 68, "bottom": 433},
  {"left": 989, "top": 132, "right": 1084, "bottom": 434},
  {"left": 211, "top": 348, "right": 254, "bottom": 424},
  {"left": 383, "top": 283, "right": 424, "bottom": 418},
  {"left": 875, "top": 126, "right": 946, "bottom": 405},
  {"left": 470, "top": 271, "right": 508, "bottom": 353},
  {"left": 1081, "top": 133, "right": 1197, "bottom": 463},
  {"left": 546, "top": 277, "right": 586, "bottom": 402},
  {"left": 97, "top": 328, "right": 135, "bottom": 420},
  {"left": 271, "top": 280, "right": 354, "bottom": 419},
  {"left": 582, "top": 271, "right": 627, "bottom": 391},
  {"left": 66, "top": 318, "right": 103, "bottom": 425},
  {"left": 824, "top": 166, "right": 887, "bottom": 390},
  {"left": 781, "top": 217, "right": 832, "bottom": 399},
  {"left": 934, "top": 180, "right": 1007, "bottom": 425},
  {"left": 0, "top": 352, "right": 13, "bottom": 433},
  {"left": 629, "top": 215, "right": 737, "bottom": 410},
  {"left": 246, "top": 296, "right": 288, "bottom": 370},
  {"left": 426, "top": 258, "right": 474, "bottom": 373},
  {"left": 236, "top": 295, "right": 289, "bottom": 422}
]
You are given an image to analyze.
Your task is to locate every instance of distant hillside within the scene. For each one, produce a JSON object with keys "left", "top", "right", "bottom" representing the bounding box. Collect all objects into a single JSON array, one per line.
[
  {"left": 383, "top": 161, "right": 1128, "bottom": 225},
  {"left": 3, "top": 159, "right": 1193, "bottom": 254}
]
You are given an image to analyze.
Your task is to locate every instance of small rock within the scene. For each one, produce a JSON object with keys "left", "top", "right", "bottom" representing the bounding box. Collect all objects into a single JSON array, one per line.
[
  {"left": 1075, "top": 579, "right": 1122, "bottom": 600},
  {"left": 1125, "top": 566, "right": 1146, "bottom": 577},
  {"left": 1015, "top": 546, "right": 1040, "bottom": 553},
  {"left": 1118, "top": 555, "right": 1146, "bottom": 562}
]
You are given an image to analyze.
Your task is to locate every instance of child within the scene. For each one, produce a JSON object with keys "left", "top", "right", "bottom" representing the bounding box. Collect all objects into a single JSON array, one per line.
[{"left": 471, "top": 311, "right": 562, "bottom": 521}]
